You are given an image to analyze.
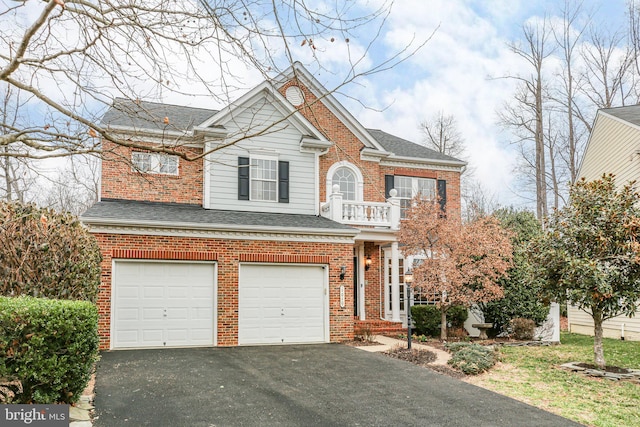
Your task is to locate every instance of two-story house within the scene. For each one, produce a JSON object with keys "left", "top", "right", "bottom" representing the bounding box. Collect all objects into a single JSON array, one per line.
[{"left": 82, "top": 63, "right": 466, "bottom": 350}]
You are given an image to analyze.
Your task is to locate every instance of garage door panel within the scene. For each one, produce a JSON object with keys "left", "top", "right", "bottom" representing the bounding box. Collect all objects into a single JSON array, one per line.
[
  {"left": 239, "top": 264, "right": 327, "bottom": 345},
  {"left": 113, "top": 261, "right": 215, "bottom": 349}
]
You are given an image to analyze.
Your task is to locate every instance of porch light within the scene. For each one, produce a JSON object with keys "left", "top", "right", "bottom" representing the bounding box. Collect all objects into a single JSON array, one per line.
[
  {"left": 340, "top": 265, "right": 346, "bottom": 281},
  {"left": 365, "top": 256, "right": 372, "bottom": 271},
  {"left": 405, "top": 268, "right": 414, "bottom": 349}
]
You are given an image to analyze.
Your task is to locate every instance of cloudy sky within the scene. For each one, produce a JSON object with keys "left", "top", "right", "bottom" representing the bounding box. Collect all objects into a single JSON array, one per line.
[
  {"left": 328, "top": 0, "right": 628, "bottom": 209},
  {"left": 168, "top": 0, "right": 628, "bottom": 209},
  {"left": 7, "top": 0, "right": 628, "bottom": 209}
]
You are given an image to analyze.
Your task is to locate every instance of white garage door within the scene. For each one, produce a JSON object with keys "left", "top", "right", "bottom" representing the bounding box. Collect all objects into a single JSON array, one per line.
[
  {"left": 112, "top": 261, "right": 216, "bottom": 349},
  {"left": 239, "top": 264, "right": 328, "bottom": 345}
]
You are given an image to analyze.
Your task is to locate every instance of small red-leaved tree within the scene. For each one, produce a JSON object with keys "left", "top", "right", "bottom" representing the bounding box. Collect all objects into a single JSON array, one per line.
[{"left": 398, "top": 197, "right": 513, "bottom": 339}]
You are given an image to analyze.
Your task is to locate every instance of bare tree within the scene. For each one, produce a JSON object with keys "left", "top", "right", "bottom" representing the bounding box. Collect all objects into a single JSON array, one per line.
[
  {"left": 419, "top": 111, "right": 466, "bottom": 159},
  {"left": 0, "top": 0, "right": 426, "bottom": 165},
  {"left": 500, "top": 19, "right": 553, "bottom": 219}
]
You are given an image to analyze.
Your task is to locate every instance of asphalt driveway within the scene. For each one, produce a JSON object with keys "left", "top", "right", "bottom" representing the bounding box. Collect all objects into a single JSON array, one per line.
[{"left": 94, "top": 344, "right": 580, "bottom": 427}]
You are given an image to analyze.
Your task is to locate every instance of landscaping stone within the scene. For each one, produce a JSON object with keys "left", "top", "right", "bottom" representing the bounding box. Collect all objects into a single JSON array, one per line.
[
  {"left": 560, "top": 361, "right": 640, "bottom": 382},
  {"left": 70, "top": 406, "right": 91, "bottom": 421}
]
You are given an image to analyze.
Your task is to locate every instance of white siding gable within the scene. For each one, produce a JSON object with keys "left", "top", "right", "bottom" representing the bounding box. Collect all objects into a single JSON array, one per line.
[
  {"left": 580, "top": 113, "right": 640, "bottom": 185},
  {"left": 205, "top": 98, "right": 317, "bottom": 214}
]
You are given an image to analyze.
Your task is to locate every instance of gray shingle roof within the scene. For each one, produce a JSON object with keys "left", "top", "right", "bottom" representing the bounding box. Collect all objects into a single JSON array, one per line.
[
  {"left": 366, "top": 128, "right": 464, "bottom": 163},
  {"left": 82, "top": 199, "right": 357, "bottom": 233},
  {"left": 601, "top": 104, "right": 640, "bottom": 127},
  {"left": 100, "top": 98, "right": 217, "bottom": 132},
  {"left": 100, "top": 98, "right": 465, "bottom": 163}
]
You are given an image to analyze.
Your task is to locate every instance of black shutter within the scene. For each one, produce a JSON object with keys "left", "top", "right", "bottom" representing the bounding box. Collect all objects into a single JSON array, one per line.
[
  {"left": 385, "top": 175, "right": 395, "bottom": 198},
  {"left": 238, "top": 157, "right": 250, "bottom": 200},
  {"left": 278, "top": 161, "right": 289, "bottom": 203},
  {"left": 437, "top": 179, "right": 447, "bottom": 211}
]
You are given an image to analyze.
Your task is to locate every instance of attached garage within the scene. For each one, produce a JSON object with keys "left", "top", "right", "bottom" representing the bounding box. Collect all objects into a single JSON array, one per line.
[
  {"left": 112, "top": 260, "right": 216, "bottom": 349},
  {"left": 238, "top": 264, "right": 328, "bottom": 345}
]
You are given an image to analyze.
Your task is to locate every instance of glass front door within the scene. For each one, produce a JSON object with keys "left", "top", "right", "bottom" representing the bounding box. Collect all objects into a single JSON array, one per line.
[{"left": 384, "top": 254, "right": 407, "bottom": 323}]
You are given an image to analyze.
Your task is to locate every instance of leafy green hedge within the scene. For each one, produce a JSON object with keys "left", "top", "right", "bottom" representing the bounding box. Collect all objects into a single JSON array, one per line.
[
  {"left": 411, "top": 305, "right": 468, "bottom": 337},
  {"left": 0, "top": 296, "right": 99, "bottom": 404}
]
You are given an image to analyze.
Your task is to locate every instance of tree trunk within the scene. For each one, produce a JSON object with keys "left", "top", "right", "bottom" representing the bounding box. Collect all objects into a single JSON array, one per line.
[
  {"left": 593, "top": 309, "right": 606, "bottom": 369},
  {"left": 440, "top": 307, "right": 448, "bottom": 340}
]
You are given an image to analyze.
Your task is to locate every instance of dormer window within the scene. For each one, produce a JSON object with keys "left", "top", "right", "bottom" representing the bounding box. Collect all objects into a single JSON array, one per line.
[{"left": 132, "top": 152, "right": 178, "bottom": 176}]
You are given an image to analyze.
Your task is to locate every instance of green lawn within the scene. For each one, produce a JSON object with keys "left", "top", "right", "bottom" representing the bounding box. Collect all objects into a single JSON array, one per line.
[{"left": 465, "top": 333, "right": 640, "bottom": 427}]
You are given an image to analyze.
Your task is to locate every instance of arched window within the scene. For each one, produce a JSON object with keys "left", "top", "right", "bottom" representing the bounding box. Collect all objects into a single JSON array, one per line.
[
  {"left": 332, "top": 167, "right": 356, "bottom": 201},
  {"left": 326, "top": 161, "right": 364, "bottom": 202}
]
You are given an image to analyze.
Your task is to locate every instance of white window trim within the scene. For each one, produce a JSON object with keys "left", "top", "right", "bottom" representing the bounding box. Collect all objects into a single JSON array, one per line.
[
  {"left": 326, "top": 161, "right": 364, "bottom": 202},
  {"left": 250, "top": 153, "right": 279, "bottom": 202},
  {"left": 395, "top": 176, "right": 436, "bottom": 218},
  {"left": 132, "top": 152, "right": 179, "bottom": 176}
]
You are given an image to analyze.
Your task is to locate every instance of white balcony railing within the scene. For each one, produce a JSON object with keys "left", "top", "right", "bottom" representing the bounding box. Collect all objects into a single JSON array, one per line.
[{"left": 321, "top": 184, "right": 401, "bottom": 229}]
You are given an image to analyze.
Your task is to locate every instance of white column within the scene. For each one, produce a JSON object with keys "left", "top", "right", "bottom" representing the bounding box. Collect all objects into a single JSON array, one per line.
[
  {"left": 388, "top": 188, "right": 401, "bottom": 230},
  {"left": 357, "top": 244, "right": 366, "bottom": 320},
  {"left": 391, "top": 241, "right": 401, "bottom": 322},
  {"left": 329, "top": 184, "right": 343, "bottom": 222}
]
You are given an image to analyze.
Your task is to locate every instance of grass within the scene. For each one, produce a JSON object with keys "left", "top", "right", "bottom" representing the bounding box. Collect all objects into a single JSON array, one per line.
[{"left": 464, "top": 333, "right": 640, "bottom": 427}]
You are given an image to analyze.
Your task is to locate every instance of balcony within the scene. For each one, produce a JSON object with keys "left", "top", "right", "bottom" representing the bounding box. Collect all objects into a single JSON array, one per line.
[{"left": 321, "top": 184, "right": 401, "bottom": 229}]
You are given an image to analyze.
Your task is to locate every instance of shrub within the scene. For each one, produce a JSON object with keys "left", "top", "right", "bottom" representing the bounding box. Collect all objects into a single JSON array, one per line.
[
  {"left": 480, "top": 208, "right": 549, "bottom": 334},
  {"left": 510, "top": 317, "right": 536, "bottom": 340},
  {"left": 0, "top": 201, "right": 102, "bottom": 302},
  {"left": 447, "top": 305, "right": 469, "bottom": 328},
  {"left": 446, "top": 343, "right": 497, "bottom": 375},
  {"left": 411, "top": 305, "right": 441, "bottom": 336},
  {"left": 0, "top": 296, "right": 99, "bottom": 404},
  {"left": 411, "top": 304, "right": 468, "bottom": 337}
]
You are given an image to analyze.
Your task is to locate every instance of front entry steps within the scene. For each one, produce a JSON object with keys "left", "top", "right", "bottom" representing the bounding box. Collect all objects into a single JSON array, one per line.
[{"left": 354, "top": 319, "right": 405, "bottom": 336}]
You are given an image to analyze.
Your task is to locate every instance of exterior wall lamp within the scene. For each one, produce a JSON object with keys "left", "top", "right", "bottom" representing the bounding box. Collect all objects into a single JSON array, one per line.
[
  {"left": 340, "top": 265, "right": 346, "bottom": 280},
  {"left": 365, "top": 256, "right": 372, "bottom": 271}
]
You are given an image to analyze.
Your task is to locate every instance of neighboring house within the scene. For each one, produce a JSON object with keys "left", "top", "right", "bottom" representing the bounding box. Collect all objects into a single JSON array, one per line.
[
  {"left": 572, "top": 104, "right": 640, "bottom": 341},
  {"left": 81, "top": 63, "right": 466, "bottom": 350}
]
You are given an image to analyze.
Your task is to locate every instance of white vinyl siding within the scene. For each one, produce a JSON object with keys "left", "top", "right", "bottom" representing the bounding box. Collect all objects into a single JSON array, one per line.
[
  {"left": 580, "top": 113, "right": 640, "bottom": 186},
  {"left": 573, "top": 112, "right": 640, "bottom": 341},
  {"left": 568, "top": 304, "right": 640, "bottom": 341},
  {"left": 206, "top": 100, "right": 316, "bottom": 214}
]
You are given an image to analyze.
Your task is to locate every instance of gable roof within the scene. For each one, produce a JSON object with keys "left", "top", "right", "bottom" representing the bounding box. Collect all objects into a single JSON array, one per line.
[
  {"left": 82, "top": 199, "right": 357, "bottom": 235},
  {"left": 100, "top": 98, "right": 217, "bottom": 132},
  {"left": 600, "top": 104, "right": 640, "bottom": 126},
  {"left": 367, "top": 129, "right": 463, "bottom": 163},
  {"left": 273, "top": 62, "right": 389, "bottom": 153}
]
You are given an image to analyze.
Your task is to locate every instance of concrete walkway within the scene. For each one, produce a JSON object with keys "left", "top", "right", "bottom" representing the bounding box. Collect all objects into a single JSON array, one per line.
[{"left": 355, "top": 335, "right": 451, "bottom": 365}]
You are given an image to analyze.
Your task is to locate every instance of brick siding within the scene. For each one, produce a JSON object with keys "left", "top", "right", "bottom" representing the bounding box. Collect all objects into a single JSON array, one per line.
[
  {"left": 95, "top": 233, "right": 353, "bottom": 349},
  {"left": 101, "top": 140, "right": 203, "bottom": 204}
]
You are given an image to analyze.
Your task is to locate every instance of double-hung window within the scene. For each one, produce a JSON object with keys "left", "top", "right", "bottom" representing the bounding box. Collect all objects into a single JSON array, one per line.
[
  {"left": 132, "top": 152, "right": 178, "bottom": 176},
  {"left": 395, "top": 176, "right": 436, "bottom": 218},
  {"left": 238, "top": 155, "right": 289, "bottom": 203},
  {"left": 250, "top": 156, "right": 278, "bottom": 202}
]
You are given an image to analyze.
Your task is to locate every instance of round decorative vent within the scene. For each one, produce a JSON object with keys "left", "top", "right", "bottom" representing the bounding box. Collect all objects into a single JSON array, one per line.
[{"left": 285, "top": 85, "right": 305, "bottom": 106}]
